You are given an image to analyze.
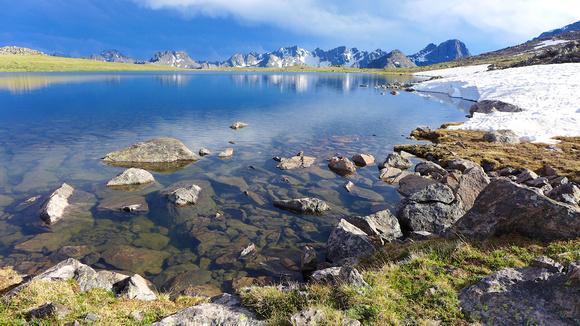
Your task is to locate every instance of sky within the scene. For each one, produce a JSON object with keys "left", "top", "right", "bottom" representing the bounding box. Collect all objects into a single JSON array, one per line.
[{"left": 1, "top": 0, "right": 579, "bottom": 62}]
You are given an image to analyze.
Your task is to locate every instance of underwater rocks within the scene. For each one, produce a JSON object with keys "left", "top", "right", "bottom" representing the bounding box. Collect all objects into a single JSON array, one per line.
[
  {"left": 276, "top": 152, "right": 315, "bottom": 170},
  {"left": 160, "top": 184, "right": 202, "bottom": 206},
  {"left": 38, "top": 183, "right": 74, "bottom": 225},
  {"left": 106, "top": 168, "right": 154, "bottom": 186},
  {"left": 273, "top": 198, "right": 330, "bottom": 215},
  {"left": 102, "top": 137, "right": 199, "bottom": 163}
]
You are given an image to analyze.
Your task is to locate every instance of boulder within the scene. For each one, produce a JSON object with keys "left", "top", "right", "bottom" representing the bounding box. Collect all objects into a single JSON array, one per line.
[
  {"left": 515, "top": 168, "right": 539, "bottom": 184},
  {"left": 218, "top": 148, "right": 234, "bottom": 158},
  {"left": 442, "top": 165, "right": 490, "bottom": 211},
  {"left": 38, "top": 183, "right": 74, "bottom": 225},
  {"left": 326, "top": 219, "right": 377, "bottom": 263},
  {"left": 106, "top": 168, "right": 154, "bottom": 186},
  {"left": 230, "top": 122, "right": 250, "bottom": 130},
  {"left": 469, "top": 100, "right": 523, "bottom": 116},
  {"left": 446, "top": 158, "right": 481, "bottom": 173},
  {"left": 459, "top": 265, "right": 580, "bottom": 325},
  {"left": 379, "top": 166, "right": 416, "bottom": 184},
  {"left": 102, "top": 137, "right": 199, "bottom": 163},
  {"left": 311, "top": 267, "right": 341, "bottom": 282},
  {"left": 113, "top": 274, "right": 158, "bottom": 301},
  {"left": 327, "top": 157, "right": 357, "bottom": 176},
  {"left": 385, "top": 152, "right": 412, "bottom": 170},
  {"left": 28, "top": 302, "right": 72, "bottom": 320},
  {"left": 547, "top": 183, "right": 580, "bottom": 206},
  {"left": 396, "top": 183, "right": 464, "bottom": 236},
  {"left": 160, "top": 184, "right": 201, "bottom": 206},
  {"left": 414, "top": 161, "right": 448, "bottom": 178},
  {"left": 273, "top": 198, "right": 330, "bottom": 215},
  {"left": 276, "top": 152, "right": 315, "bottom": 170},
  {"left": 482, "top": 130, "right": 521, "bottom": 145},
  {"left": 453, "top": 179, "right": 580, "bottom": 240},
  {"left": 346, "top": 210, "right": 402, "bottom": 243},
  {"left": 352, "top": 154, "right": 375, "bottom": 167},
  {"left": 397, "top": 174, "right": 438, "bottom": 197},
  {"left": 151, "top": 303, "right": 262, "bottom": 326},
  {"left": 291, "top": 308, "right": 325, "bottom": 326},
  {"left": 300, "top": 246, "right": 318, "bottom": 274}
]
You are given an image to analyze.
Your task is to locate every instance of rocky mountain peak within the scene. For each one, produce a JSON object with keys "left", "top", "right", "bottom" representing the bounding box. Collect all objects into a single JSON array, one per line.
[
  {"left": 534, "top": 20, "right": 580, "bottom": 40},
  {"left": 0, "top": 46, "right": 46, "bottom": 56},
  {"left": 409, "top": 39, "right": 470, "bottom": 66}
]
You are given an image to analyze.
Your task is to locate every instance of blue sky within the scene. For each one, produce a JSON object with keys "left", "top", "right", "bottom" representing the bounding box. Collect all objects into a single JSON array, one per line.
[{"left": 1, "top": 0, "right": 579, "bottom": 61}]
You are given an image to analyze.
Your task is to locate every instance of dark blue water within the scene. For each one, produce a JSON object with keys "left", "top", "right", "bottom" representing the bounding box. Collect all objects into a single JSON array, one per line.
[{"left": 0, "top": 71, "right": 465, "bottom": 294}]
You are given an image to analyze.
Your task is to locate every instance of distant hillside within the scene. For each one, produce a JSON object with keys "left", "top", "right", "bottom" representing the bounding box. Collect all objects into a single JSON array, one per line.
[
  {"left": 534, "top": 20, "right": 580, "bottom": 40},
  {"left": 366, "top": 50, "right": 416, "bottom": 68},
  {"left": 0, "top": 46, "right": 46, "bottom": 56},
  {"left": 409, "top": 40, "right": 470, "bottom": 66},
  {"left": 80, "top": 49, "right": 142, "bottom": 64}
]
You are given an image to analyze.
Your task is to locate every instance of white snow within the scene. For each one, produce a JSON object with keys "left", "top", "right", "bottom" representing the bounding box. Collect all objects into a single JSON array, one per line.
[
  {"left": 413, "top": 63, "right": 580, "bottom": 144},
  {"left": 534, "top": 40, "right": 570, "bottom": 50}
]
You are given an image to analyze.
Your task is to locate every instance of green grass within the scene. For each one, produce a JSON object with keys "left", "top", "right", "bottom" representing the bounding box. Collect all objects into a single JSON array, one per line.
[{"left": 0, "top": 55, "right": 189, "bottom": 72}]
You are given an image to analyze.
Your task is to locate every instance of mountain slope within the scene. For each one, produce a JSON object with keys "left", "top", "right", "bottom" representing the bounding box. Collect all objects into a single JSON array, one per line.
[
  {"left": 148, "top": 51, "right": 201, "bottom": 69},
  {"left": 80, "top": 49, "right": 141, "bottom": 64},
  {"left": 409, "top": 40, "right": 470, "bottom": 66},
  {"left": 534, "top": 20, "right": 580, "bottom": 40},
  {"left": 366, "top": 50, "right": 417, "bottom": 68}
]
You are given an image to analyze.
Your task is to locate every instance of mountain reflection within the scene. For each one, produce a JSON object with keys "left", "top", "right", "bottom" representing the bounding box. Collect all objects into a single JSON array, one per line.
[{"left": 0, "top": 74, "right": 127, "bottom": 93}]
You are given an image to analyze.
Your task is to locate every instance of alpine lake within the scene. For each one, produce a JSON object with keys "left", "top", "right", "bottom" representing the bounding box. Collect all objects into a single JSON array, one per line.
[{"left": 0, "top": 71, "right": 470, "bottom": 295}]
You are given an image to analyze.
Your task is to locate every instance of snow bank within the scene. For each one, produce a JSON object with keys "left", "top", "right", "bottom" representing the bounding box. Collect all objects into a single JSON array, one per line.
[{"left": 413, "top": 63, "right": 580, "bottom": 143}]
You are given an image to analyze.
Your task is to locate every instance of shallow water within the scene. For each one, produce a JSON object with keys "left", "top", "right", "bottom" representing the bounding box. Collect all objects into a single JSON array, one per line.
[{"left": 0, "top": 71, "right": 466, "bottom": 294}]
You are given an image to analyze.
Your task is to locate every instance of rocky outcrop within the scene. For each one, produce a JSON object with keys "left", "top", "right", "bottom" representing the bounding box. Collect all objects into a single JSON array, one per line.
[
  {"left": 273, "top": 198, "right": 330, "bottom": 215},
  {"left": 453, "top": 178, "right": 580, "bottom": 240},
  {"left": 276, "top": 152, "right": 315, "bottom": 170},
  {"left": 0, "top": 46, "right": 46, "bottom": 56},
  {"left": 469, "top": 100, "right": 523, "bottom": 116},
  {"left": 102, "top": 138, "right": 199, "bottom": 163},
  {"left": 326, "top": 219, "right": 376, "bottom": 263},
  {"left": 38, "top": 183, "right": 74, "bottom": 225},
  {"left": 106, "top": 168, "right": 154, "bottom": 186},
  {"left": 148, "top": 50, "right": 202, "bottom": 69},
  {"left": 160, "top": 184, "right": 202, "bottom": 206},
  {"left": 459, "top": 258, "right": 580, "bottom": 325},
  {"left": 346, "top": 210, "right": 402, "bottom": 244},
  {"left": 327, "top": 157, "right": 356, "bottom": 176}
]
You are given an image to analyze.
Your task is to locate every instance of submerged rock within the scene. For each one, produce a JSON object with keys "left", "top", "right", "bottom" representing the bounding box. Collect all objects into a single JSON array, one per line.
[
  {"left": 102, "top": 137, "right": 199, "bottom": 163},
  {"left": 276, "top": 152, "right": 315, "bottom": 170},
  {"left": 273, "top": 198, "right": 330, "bottom": 215},
  {"left": 230, "top": 121, "right": 250, "bottom": 130},
  {"left": 328, "top": 157, "right": 357, "bottom": 177},
  {"left": 38, "top": 183, "right": 74, "bottom": 225},
  {"left": 160, "top": 184, "right": 202, "bottom": 206},
  {"left": 106, "top": 168, "right": 154, "bottom": 187},
  {"left": 218, "top": 148, "right": 234, "bottom": 158}
]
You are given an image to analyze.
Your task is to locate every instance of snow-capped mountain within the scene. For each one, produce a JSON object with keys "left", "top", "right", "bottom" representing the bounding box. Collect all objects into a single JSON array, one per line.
[
  {"left": 408, "top": 40, "right": 470, "bottom": 66},
  {"left": 366, "top": 50, "right": 417, "bottom": 68},
  {"left": 148, "top": 51, "right": 202, "bottom": 69},
  {"left": 534, "top": 20, "right": 580, "bottom": 40}
]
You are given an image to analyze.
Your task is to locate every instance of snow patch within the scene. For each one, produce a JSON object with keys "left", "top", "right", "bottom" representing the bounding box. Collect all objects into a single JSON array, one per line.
[{"left": 534, "top": 40, "right": 570, "bottom": 50}]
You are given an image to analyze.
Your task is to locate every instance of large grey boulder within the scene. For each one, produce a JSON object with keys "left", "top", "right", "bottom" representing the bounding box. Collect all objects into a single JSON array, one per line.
[
  {"left": 38, "top": 183, "right": 74, "bottom": 225},
  {"left": 346, "top": 210, "right": 402, "bottom": 243},
  {"left": 453, "top": 179, "right": 580, "bottom": 240},
  {"left": 328, "top": 157, "right": 357, "bottom": 176},
  {"left": 385, "top": 152, "right": 412, "bottom": 170},
  {"left": 469, "top": 100, "right": 523, "bottom": 116},
  {"left": 459, "top": 264, "right": 580, "bottom": 325},
  {"left": 326, "top": 219, "right": 377, "bottom": 263},
  {"left": 152, "top": 303, "right": 262, "bottom": 326},
  {"left": 379, "top": 166, "right": 416, "bottom": 184},
  {"left": 113, "top": 274, "right": 158, "bottom": 301},
  {"left": 442, "top": 164, "right": 490, "bottom": 211},
  {"left": 106, "top": 168, "right": 154, "bottom": 186},
  {"left": 273, "top": 198, "right": 330, "bottom": 215},
  {"left": 396, "top": 183, "right": 464, "bottom": 236},
  {"left": 397, "top": 174, "right": 438, "bottom": 197},
  {"left": 102, "top": 138, "right": 199, "bottom": 163},
  {"left": 160, "top": 184, "right": 201, "bottom": 206},
  {"left": 482, "top": 130, "right": 521, "bottom": 145},
  {"left": 276, "top": 152, "right": 315, "bottom": 170},
  {"left": 415, "top": 161, "right": 448, "bottom": 178}
]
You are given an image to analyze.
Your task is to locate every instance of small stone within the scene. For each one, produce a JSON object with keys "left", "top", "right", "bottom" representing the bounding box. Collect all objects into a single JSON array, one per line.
[
  {"left": 343, "top": 181, "right": 355, "bottom": 192},
  {"left": 199, "top": 148, "right": 211, "bottom": 156},
  {"left": 161, "top": 184, "right": 201, "bottom": 206},
  {"left": 301, "top": 246, "right": 318, "bottom": 273}
]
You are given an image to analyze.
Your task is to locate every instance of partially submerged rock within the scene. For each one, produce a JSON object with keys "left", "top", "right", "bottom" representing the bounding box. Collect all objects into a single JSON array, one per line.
[
  {"left": 385, "top": 152, "right": 412, "bottom": 170},
  {"left": 273, "top": 198, "right": 330, "bottom": 215},
  {"left": 352, "top": 154, "right": 375, "bottom": 167},
  {"left": 106, "top": 168, "right": 154, "bottom": 187},
  {"left": 160, "top": 184, "right": 202, "bottom": 206},
  {"left": 230, "top": 121, "right": 250, "bottom": 130},
  {"left": 102, "top": 138, "right": 199, "bottom": 163},
  {"left": 218, "top": 148, "right": 234, "bottom": 158},
  {"left": 38, "top": 183, "right": 74, "bottom": 225},
  {"left": 276, "top": 152, "right": 315, "bottom": 170},
  {"left": 328, "top": 157, "right": 357, "bottom": 176},
  {"left": 326, "top": 219, "right": 377, "bottom": 263},
  {"left": 199, "top": 148, "right": 211, "bottom": 156}
]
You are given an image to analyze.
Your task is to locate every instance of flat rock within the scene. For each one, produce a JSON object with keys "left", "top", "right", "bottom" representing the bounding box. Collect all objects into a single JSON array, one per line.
[
  {"left": 453, "top": 178, "right": 580, "bottom": 240},
  {"left": 415, "top": 161, "right": 448, "bottom": 177},
  {"left": 97, "top": 196, "right": 149, "bottom": 214},
  {"left": 273, "top": 198, "right": 330, "bottom": 215},
  {"left": 326, "top": 219, "right": 377, "bottom": 263},
  {"left": 106, "top": 168, "right": 154, "bottom": 186},
  {"left": 230, "top": 121, "right": 250, "bottom": 130},
  {"left": 102, "top": 137, "right": 199, "bottom": 163},
  {"left": 379, "top": 166, "right": 416, "bottom": 184},
  {"left": 397, "top": 174, "right": 438, "bottom": 197},
  {"left": 38, "top": 183, "right": 74, "bottom": 225},
  {"left": 352, "top": 154, "right": 375, "bottom": 167},
  {"left": 160, "top": 184, "right": 201, "bottom": 206},
  {"left": 277, "top": 152, "right": 315, "bottom": 170}
]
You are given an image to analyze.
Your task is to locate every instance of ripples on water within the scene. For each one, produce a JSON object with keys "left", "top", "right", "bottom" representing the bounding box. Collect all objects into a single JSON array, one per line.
[{"left": 0, "top": 72, "right": 466, "bottom": 294}]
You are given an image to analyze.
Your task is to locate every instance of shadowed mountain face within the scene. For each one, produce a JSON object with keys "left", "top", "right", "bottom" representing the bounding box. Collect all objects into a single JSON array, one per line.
[
  {"left": 366, "top": 50, "right": 417, "bottom": 68},
  {"left": 409, "top": 40, "right": 471, "bottom": 66}
]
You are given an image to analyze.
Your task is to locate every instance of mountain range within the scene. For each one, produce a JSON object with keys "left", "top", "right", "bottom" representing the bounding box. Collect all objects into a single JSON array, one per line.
[
  {"left": 71, "top": 40, "right": 471, "bottom": 70},
  {"left": 534, "top": 20, "right": 580, "bottom": 40}
]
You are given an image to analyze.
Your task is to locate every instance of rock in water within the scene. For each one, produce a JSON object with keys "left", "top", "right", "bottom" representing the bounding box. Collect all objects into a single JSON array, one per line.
[
  {"left": 352, "top": 154, "right": 375, "bottom": 167},
  {"left": 106, "top": 168, "right": 154, "bottom": 186},
  {"left": 199, "top": 148, "right": 211, "bottom": 156},
  {"left": 218, "top": 148, "right": 234, "bottom": 158},
  {"left": 327, "top": 157, "right": 356, "bottom": 176},
  {"left": 160, "top": 184, "right": 202, "bottom": 206},
  {"left": 102, "top": 138, "right": 199, "bottom": 163},
  {"left": 326, "top": 219, "right": 376, "bottom": 263},
  {"left": 38, "top": 183, "right": 74, "bottom": 225},
  {"left": 273, "top": 198, "right": 330, "bottom": 215},
  {"left": 230, "top": 122, "right": 250, "bottom": 130},
  {"left": 276, "top": 152, "right": 315, "bottom": 170},
  {"left": 385, "top": 152, "right": 412, "bottom": 170},
  {"left": 453, "top": 178, "right": 580, "bottom": 240}
]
